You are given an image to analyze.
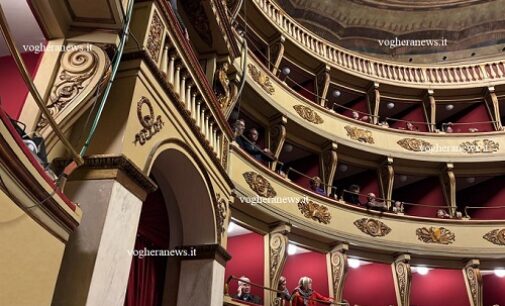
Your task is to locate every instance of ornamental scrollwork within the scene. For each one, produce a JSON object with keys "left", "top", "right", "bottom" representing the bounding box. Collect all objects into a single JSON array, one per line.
[
  {"left": 133, "top": 97, "right": 164, "bottom": 145},
  {"left": 395, "top": 261, "right": 410, "bottom": 305},
  {"left": 416, "top": 227, "right": 455, "bottom": 245},
  {"left": 243, "top": 171, "right": 277, "bottom": 198},
  {"left": 215, "top": 194, "right": 229, "bottom": 243},
  {"left": 221, "top": 137, "right": 229, "bottom": 168},
  {"left": 330, "top": 250, "right": 346, "bottom": 299},
  {"left": 293, "top": 105, "right": 324, "bottom": 124},
  {"left": 483, "top": 228, "right": 505, "bottom": 245},
  {"left": 269, "top": 232, "right": 288, "bottom": 281},
  {"left": 353, "top": 218, "right": 391, "bottom": 237},
  {"left": 147, "top": 10, "right": 164, "bottom": 61},
  {"left": 465, "top": 265, "right": 480, "bottom": 306},
  {"left": 459, "top": 139, "right": 499, "bottom": 153},
  {"left": 247, "top": 64, "right": 275, "bottom": 95},
  {"left": 214, "top": 62, "right": 237, "bottom": 111},
  {"left": 297, "top": 199, "right": 332, "bottom": 224},
  {"left": 344, "top": 126, "right": 374, "bottom": 144},
  {"left": 397, "top": 138, "right": 433, "bottom": 152}
]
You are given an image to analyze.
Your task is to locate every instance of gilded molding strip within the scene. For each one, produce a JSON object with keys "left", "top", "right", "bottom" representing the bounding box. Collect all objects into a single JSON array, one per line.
[
  {"left": 344, "top": 126, "right": 374, "bottom": 144},
  {"left": 247, "top": 64, "right": 275, "bottom": 95},
  {"left": 293, "top": 105, "right": 324, "bottom": 124},
  {"left": 416, "top": 227, "right": 455, "bottom": 244},
  {"left": 460, "top": 139, "right": 499, "bottom": 153},
  {"left": 214, "top": 194, "right": 228, "bottom": 243},
  {"left": 397, "top": 138, "right": 433, "bottom": 152},
  {"left": 147, "top": 10, "right": 164, "bottom": 61},
  {"left": 483, "top": 228, "right": 505, "bottom": 245},
  {"left": 297, "top": 199, "right": 332, "bottom": 224},
  {"left": 243, "top": 171, "right": 277, "bottom": 198},
  {"left": 133, "top": 97, "right": 165, "bottom": 145},
  {"left": 353, "top": 218, "right": 391, "bottom": 237}
]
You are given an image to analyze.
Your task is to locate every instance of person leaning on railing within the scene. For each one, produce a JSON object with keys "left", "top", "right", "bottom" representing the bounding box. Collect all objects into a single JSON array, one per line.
[
  {"left": 342, "top": 184, "right": 361, "bottom": 205},
  {"left": 291, "top": 277, "right": 333, "bottom": 306},
  {"left": 309, "top": 176, "right": 326, "bottom": 196},
  {"left": 233, "top": 119, "right": 275, "bottom": 163},
  {"left": 365, "top": 192, "right": 388, "bottom": 212},
  {"left": 233, "top": 276, "right": 262, "bottom": 304}
]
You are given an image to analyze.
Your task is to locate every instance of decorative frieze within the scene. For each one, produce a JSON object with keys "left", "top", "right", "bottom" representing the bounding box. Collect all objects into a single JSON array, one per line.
[
  {"left": 416, "top": 226, "right": 455, "bottom": 244},
  {"left": 297, "top": 199, "right": 331, "bottom": 224},
  {"left": 293, "top": 105, "right": 324, "bottom": 124},
  {"left": 460, "top": 139, "right": 499, "bottom": 153},
  {"left": 483, "top": 228, "right": 505, "bottom": 245},
  {"left": 147, "top": 10, "right": 164, "bottom": 61},
  {"left": 353, "top": 218, "right": 391, "bottom": 237},
  {"left": 397, "top": 138, "right": 433, "bottom": 152},
  {"left": 243, "top": 171, "right": 277, "bottom": 197},
  {"left": 133, "top": 97, "right": 164, "bottom": 145},
  {"left": 247, "top": 64, "right": 275, "bottom": 95},
  {"left": 344, "top": 126, "right": 374, "bottom": 144}
]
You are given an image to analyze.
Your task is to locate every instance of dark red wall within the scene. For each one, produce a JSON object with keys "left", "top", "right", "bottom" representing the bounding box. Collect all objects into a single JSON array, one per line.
[
  {"left": 393, "top": 177, "right": 446, "bottom": 217},
  {"left": 282, "top": 251, "right": 329, "bottom": 298},
  {"left": 225, "top": 233, "right": 265, "bottom": 301},
  {"left": 335, "top": 170, "right": 380, "bottom": 204},
  {"left": 458, "top": 176, "right": 505, "bottom": 219},
  {"left": 341, "top": 97, "right": 369, "bottom": 119},
  {"left": 483, "top": 274, "right": 505, "bottom": 306},
  {"left": 411, "top": 268, "right": 469, "bottom": 306},
  {"left": 343, "top": 262, "right": 397, "bottom": 306},
  {"left": 288, "top": 155, "right": 321, "bottom": 190},
  {"left": 390, "top": 106, "right": 428, "bottom": 132},
  {"left": 452, "top": 103, "right": 493, "bottom": 132},
  {"left": 0, "top": 52, "right": 43, "bottom": 119}
]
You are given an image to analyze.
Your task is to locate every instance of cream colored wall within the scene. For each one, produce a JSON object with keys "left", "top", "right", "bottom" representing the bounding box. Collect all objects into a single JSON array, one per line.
[{"left": 0, "top": 189, "right": 66, "bottom": 306}]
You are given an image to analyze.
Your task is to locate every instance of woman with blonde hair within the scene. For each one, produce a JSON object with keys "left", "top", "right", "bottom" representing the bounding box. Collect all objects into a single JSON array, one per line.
[{"left": 291, "top": 276, "right": 333, "bottom": 306}]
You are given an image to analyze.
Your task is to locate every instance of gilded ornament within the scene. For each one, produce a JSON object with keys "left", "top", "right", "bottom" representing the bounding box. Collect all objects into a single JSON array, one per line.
[
  {"left": 416, "top": 227, "right": 455, "bottom": 244},
  {"left": 215, "top": 194, "right": 228, "bottom": 242},
  {"left": 459, "top": 139, "right": 499, "bottom": 153},
  {"left": 397, "top": 138, "right": 433, "bottom": 152},
  {"left": 344, "top": 126, "right": 374, "bottom": 144},
  {"left": 293, "top": 105, "right": 324, "bottom": 124},
  {"left": 133, "top": 97, "right": 165, "bottom": 145},
  {"left": 465, "top": 266, "right": 480, "bottom": 306},
  {"left": 243, "top": 171, "right": 277, "bottom": 198},
  {"left": 297, "top": 199, "right": 332, "bottom": 224},
  {"left": 269, "top": 233, "right": 287, "bottom": 280},
  {"left": 395, "top": 261, "right": 410, "bottom": 305},
  {"left": 147, "top": 10, "right": 164, "bottom": 61},
  {"left": 221, "top": 137, "right": 229, "bottom": 168},
  {"left": 247, "top": 64, "right": 275, "bottom": 95},
  {"left": 483, "top": 228, "right": 505, "bottom": 245},
  {"left": 353, "top": 218, "right": 391, "bottom": 237}
]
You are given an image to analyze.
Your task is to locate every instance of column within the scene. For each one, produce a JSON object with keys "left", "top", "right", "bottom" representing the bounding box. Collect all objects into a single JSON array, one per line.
[
  {"left": 367, "top": 82, "right": 380, "bottom": 124},
  {"left": 264, "top": 223, "right": 290, "bottom": 305},
  {"left": 392, "top": 254, "right": 412, "bottom": 306},
  {"left": 423, "top": 90, "right": 437, "bottom": 132},
  {"left": 52, "top": 155, "right": 157, "bottom": 306},
  {"left": 378, "top": 157, "right": 394, "bottom": 208},
  {"left": 463, "top": 259, "right": 483, "bottom": 306},
  {"left": 440, "top": 163, "right": 456, "bottom": 216},
  {"left": 484, "top": 86, "right": 502, "bottom": 130},
  {"left": 328, "top": 243, "right": 348, "bottom": 303},
  {"left": 268, "top": 115, "right": 287, "bottom": 171},
  {"left": 320, "top": 142, "right": 338, "bottom": 196},
  {"left": 315, "top": 65, "right": 331, "bottom": 107}
]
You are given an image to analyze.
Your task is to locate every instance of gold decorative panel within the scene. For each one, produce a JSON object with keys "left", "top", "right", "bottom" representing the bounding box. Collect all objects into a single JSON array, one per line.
[
  {"left": 344, "top": 126, "right": 374, "bottom": 144},
  {"left": 483, "top": 228, "right": 505, "bottom": 245},
  {"left": 353, "top": 218, "right": 391, "bottom": 237},
  {"left": 460, "top": 139, "right": 499, "bottom": 153},
  {"left": 397, "top": 138, "right": 433, "bottom": 152},
  {"left": 146, "top": 10, "right": 164, "bottom": 62},
  {"left": 247, "top": 64, "right": 275, "bottom": 95},
  {"left": 293, "top": 105, "right": 324, "bottom": 124},
  {"left": 416, "top": 227, "right": 455, "bottom": 244},
  {"left": 133, "top": 97, "right": 164, "bottom": 145},
  {"left": 297, "top": 199, "right": 331, "bottom": 224},
  {"left": 243, "top": 171, "right": 277, "bottom": 198}
]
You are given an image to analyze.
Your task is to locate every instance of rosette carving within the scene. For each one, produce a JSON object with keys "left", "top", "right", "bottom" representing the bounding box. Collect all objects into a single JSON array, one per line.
[
  {"left": 397, "top": 138, "right": 433, "bottom": 152},
  {"left": 243, "top": 171, "right": 277, "bottom": 198},
  {"left": 36, "top": 44, "right": 110, "bottom": 131},
  {"left": 416, "top": 227, "right": 455, "bottom": 244},
  {"left": 344, "top": 126, "right": 374, "bottom": 143},
  {"left": 460, "top": 139, "right": 499, "bottom": 153},
  {"left": 483, "top": 228, "right": 505, "bottom": 245},
  {"left": 215, "top": 194, "right": 229, "bottom": 243},
  {"left": 147, "top": 10, "right": 164, "bottom": 61},
  {"left": 297, "top": 199, "right": 331, "bottom": 224},
  {"left": 247, "top": 64, "right": 275, "bottom": 95},
  {"left": 353, "top": 218, "right": 391, "bottom": 237},
  {"left": 293, "top": 105, "right": 324, "bottom": 124}
]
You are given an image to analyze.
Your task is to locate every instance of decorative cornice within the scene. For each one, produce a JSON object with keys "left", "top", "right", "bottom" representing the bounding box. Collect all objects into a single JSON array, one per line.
[
  {"left": 247, "top": 64, "right": 275, "bottom": 95},
  {"left": 416, "top": 226, "right": 455, "bottom": 244},
  {"left": 243, "top": 171, "right": 277, "bottom": 197},
  {"left": 297, "top": 198, "right": 332, "bottom": 224},
  {"left": 483, "top": 228, "right": 505, "bottom": 245},
  {"left": 460, "top": 139, "right": 499, "bottom": 153},
  {"left": 344, "top": 126, "right": 374, "bottom": 144},
  {"left": 293, "top": 105, "right": 324, "bottom": 124},
  {"left": 353, "top": 218, "right": 391, "bottom": 237},
  {"left": 397, "top": 138, "right": 433, "bottom": 152}
]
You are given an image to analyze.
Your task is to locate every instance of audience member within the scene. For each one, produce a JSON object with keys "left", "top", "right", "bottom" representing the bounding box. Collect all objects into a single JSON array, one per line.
[
  {"left": 234, "top": 276, "right": 261, "bottom": 304},
  {"left": 378, "top": 121, "right": 389, "bottom": 128},
  {"left": 309, "top": 176, "right": 326, "bottom": 196},
  {"left": 235, "top": 125, "right": 274, "bottom": 162},
  {"left": 444, "top": 122, "right": 454, "bottom": 133},
  {"left": 392, "top": 201, "right": 404, "bottom": 214},
  {"left": 343, "top": 184, "right": 361, "bottom": 205},
  {"left": 233, "top": 119, "right": 246, "bottom": 139},
  {"left": 365, "top": 193, "right": 388, "bottom": 212},
  {"left": 277, "top": 276, "right": 291, "bottom": 303},
  {"left": 291, "top": 276, "right": 333, "bottom": 306},
  {"left": 406, "top": 121, "right": 418, "bottom": 131},
  {"left": 436, "top": 209, "right": 451, "bottom": 219}
]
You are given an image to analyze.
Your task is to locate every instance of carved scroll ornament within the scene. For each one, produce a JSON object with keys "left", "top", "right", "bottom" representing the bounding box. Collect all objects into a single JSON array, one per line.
[
  {"left": 483, "top": 228, "right": 505, "bottom": 245},
  {"left": 247, "top": 64, "right": 275, "bottom": 95},
  {"left": 416, "top": 227, "right": 455, "bottom": 244},
  {"left": 133, "top": 97, "right": 164, "bottom": 145},
  {"left": 215, "top": 194, "right": 229, "bottom": 243},
  {"left": 297, "top": 199, "right": 331, "bottom": 224},
  {"left": 460, "top": 139, "right": 499, "bottom": 153},
  {"left": 243, "top": 171, "right": 277, "bottom": 198},
  {"left": 293, "top": 105, "right": 324, "bottom": 124},
  {"left": 353, "top": 218, "right": 391, "bottom": 237},
  {"left": 344, "top": 126, "right": 374, "bottom": 144},
  {"left": 397, "top": 138, "right": 433, "bottom": 152}
]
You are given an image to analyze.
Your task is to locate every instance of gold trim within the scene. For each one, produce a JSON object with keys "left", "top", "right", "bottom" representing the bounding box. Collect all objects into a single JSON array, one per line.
[
  {"left": 416, "top": 226, "right": 455, "bottom": 244},
  {"left": 247, "top": 63, "right": 275, "bottom": 95},
  {"left": 353, "top": 218, "right": 391, "bottom": 237},
  {"left": 344, "top": 126, "right": 374, "bottom": 144},
  {"left": 397, "top": 138, "right": 433, "bottom": 152},
  {"left": 215, "top": 194, "right": 228, "bottom": 243},
  {"left": 297, "top": 198, "right": 332, "bottom": 224},
  {"left": 460, "top": 139, "right": 499, "bottom": 153},
  {"left": 243, "top": 171, "right": 277, "bottom": 197},
  {"left": 293, "top": 105, "right": 324, "bottom": 124},
  {"left": 483, "top": 228, "right": 505, "bottom": 245}
]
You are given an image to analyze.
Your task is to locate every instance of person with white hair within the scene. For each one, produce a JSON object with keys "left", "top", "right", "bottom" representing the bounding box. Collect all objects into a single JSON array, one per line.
[
  {"left": 291, "top": 276, "right": 333, "bottom": 306},
  {"left": 233, "top": 276, "right": 262, "bottom": 304}
]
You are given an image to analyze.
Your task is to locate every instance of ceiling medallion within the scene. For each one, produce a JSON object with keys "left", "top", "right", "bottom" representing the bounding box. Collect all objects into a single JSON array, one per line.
[
  {"left": 397, "top": 138, "right": 433, "bottom": 152},
  {"left": 483, "top": 228, "right": 505, "bottom": 246},
  {"left": 297, "top": 199, "right": 332, "bottom": 224},
  {"left": 353, "top": 218, "right": 391, "bottom": 237},
  {"left": 460, "top": 139, "right": 499, "bottom": 154},
  {"left": 344, "top": 126, "right": 374, "bottom": 144},
  {"left": 293, "top": 105, "right": 324, "bottom": 124},
  {"left": 416, "top": 227, "right": 455, "bottom": 245},
  {"left": 247, "top": 64, "right": 275, "bottom": 95},
  {"left": 243, "top": 171, "right": 277, "bottom": 198}
]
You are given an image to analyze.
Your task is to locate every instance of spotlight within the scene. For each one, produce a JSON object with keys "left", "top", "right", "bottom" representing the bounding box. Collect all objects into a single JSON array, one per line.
[
  {"left": 288, "top": 244, "right": 297, "bottom": 255},
  {"left": 445, "top": 104, "right": 454, "bottom": 111},
  {"left": 283, "top": 143, "right": 293, "bottom": 153},
  {"left": 466, "top": 177, "right": 476, "bottom": 184},
  {"left": 386, "top": 102, "right": 395, "bottom": 109},
  {"left": 281, "top": 67, "right": 291, "bottom": 76},
  {"left": 227, "top": 222, "right": 237, "bottom": 233},
  {"left": 416, "top": 266, "right": 429, "bottom": 275},
  {"left": 332, "top": 90, "right": 341, "bottom": 98},
  {"left": 495, "top": 269, "right": 505, "bottom": 278},
  {"left": 348, "top": 258, "right": 360, "bottom": 269},
  {"left": 338, "top": 164, "right": 348, "bottom": 172},
  {"left": 399, "top": 175, "right": 408, "bottom": 182}
]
